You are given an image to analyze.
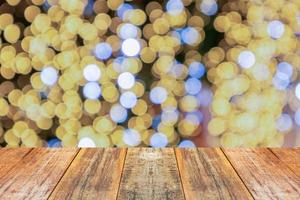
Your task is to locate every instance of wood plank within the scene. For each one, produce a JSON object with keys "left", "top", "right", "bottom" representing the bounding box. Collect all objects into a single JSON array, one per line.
[
  {"left": 49, "top": 148, "right": 126, "bottom": 200},
  {"left": 223, "top": 148, "right": 300, "bottom": 200},
  {"left": 117, "top": 148, "right": 184, "bottom": 200},
  {"left": 270, "top": 148, "right": 300, "bottom": 177},
  {"left": 0, "top": 148, "right": 78, "bottom": 200},
  {"left": 175, "top": 148, "right": 253, "bottom": 200},
  {"left": 0, "top": 148, "right": 32, "bottom": 178}
]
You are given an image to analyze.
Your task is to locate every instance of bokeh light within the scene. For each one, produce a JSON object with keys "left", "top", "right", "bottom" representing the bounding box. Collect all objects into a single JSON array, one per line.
[
  {"left": 83, "top": 64, "right": 101, "bottom": 82},
  {"left": 185, "top": 78, "right": 202, "bottom": 95},
  {"left": 117, "top": 72, "right": 135, "bottom": 90},
  {"left": 166, "top": 0, "right": 184, "bottom": 16},
  {"left": 94, "top": 42, "right": 113, "bottom": 60},
  {"left": 122, "top": 38, "right": 141, "bottom": 57},
  {"left": 117, "top": 3, "right": 133, "bottom": 20},
  {"left": 150, "top": 87, "right": 168, "bottom": 104},
  {"left": 276, "top": 114, "right": 293, "bottom": 132},
  {"left": 181, "top": 27, "right": 200, "bottom": 46},
  {"left": 267, "top": 20, "right": 285, "bottom": 39},
  {"left": 119, "top": 23, "right": 138, "bottom": 39},
  {"left": 123, "top": 129, "right": 141, "bottom": 147},
  {"left": 78, "top": 137, "right": 96, "bottom": 148},
  {"left": 200, "top": 0, "right": 218, "bottom": 16},
  {"left": 0, "top": 0, "right": 300, "bottom": 148},
  {"left": 189, "top": 62, "right": 206, "bottom": 79},
  {"left": 150, "top": 132, "right": 168, "bottom": 147},
  {"left": 178, "top": 140, "right": 196, "bottom": 148},
  {"left": 295, "top": 83, "right": 300, "bottom": 100},
  {"left": 238, "top": 51, "right": 256, "bottom": 69},
  {"left": 110, "top": 104, "right": 128, "bottom": 123},
  {"left": 40, "top": 67, "right": 58, "bottom": 86},
  {"left": 83, "top": 82, "right": 101, "bottom": 100},
  {"left": 294, "top": 109, "right": 300, "bottom": 126},
  {"left": 120, "top": 91, "right": 137, "bottom": 109}
]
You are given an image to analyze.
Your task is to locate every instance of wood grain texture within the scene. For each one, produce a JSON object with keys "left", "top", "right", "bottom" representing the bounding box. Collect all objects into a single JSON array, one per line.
[
  {"left": 223, "top": 148, "right": 300, "bottom": 200},
  {"left": 117, "top": 148, "right": 184, "bottom": 200},
  {"left": 0, "top": 148, "right": 78, "bottom": 200},
  {"left": 49, "top": 148, "right": 126, "bottom": 200},
  {"left": 175, "top": 148, "right": 253, "bottom": 200},
  {"left": 0, "top": 148, "right": 32, "bottom": 178},
  {"left": 270, "top": 148, "right": 300, "bottom": 177}
]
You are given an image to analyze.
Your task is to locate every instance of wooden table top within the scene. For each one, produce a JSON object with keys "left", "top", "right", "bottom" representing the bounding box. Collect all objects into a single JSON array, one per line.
[{"left": 0, "top": 148, "right": 299, "bottom": 200}]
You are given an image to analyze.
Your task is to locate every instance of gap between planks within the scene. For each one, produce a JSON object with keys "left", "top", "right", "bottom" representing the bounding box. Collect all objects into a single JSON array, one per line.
[
  {"left": 0, "top": 148, "right": 33, "bottom": 178},
  {"left": 268, "top": 148, "right": 300, "bottom": 178},
  {"left": 222, "top": 148, "right": 300, "bottom": 199},
  {"left": 49, "top": 148, "right": 185, "bottom": 200},
  {"left": 116, "top": 148, "right": 128, "bottom": 200},
  {"left": 49, "top": 148, "right": 127, "bottom": 200},
  {"left": 175, "top": 148, "right": 253, "bottom": 200},
  {"left": 0, "top": 148, "right": 79, "bottom": 200},
  {"left": 47, "top": 148, "right": 81, "bottom": 200},
  {"left": 2, "top": 148, "right": 299, "bottom": 200},
  {"left": 220, "top": 148, "right": 255, "bottom": 200},
  {"left": 173, "top": 148, "right": 187, "bottom": 200}
]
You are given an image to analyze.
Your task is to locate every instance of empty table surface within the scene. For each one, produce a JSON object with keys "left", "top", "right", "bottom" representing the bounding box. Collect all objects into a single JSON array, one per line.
[{"left": 0, "top": 148, "right": 299, "bottom": 200}]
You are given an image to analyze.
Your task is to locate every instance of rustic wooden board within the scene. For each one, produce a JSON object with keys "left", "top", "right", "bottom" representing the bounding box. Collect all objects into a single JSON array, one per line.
[
  {"left": 270, "top": 148, "right": 300, "bottom": 177},
  {"left": 49, "top": 148, "right": 126, "bottom": 200},
  {"left": 0, "top": 148, "right": 78, "bottom": 200},
  {"left": 175, "top": 148, "right": 253, "bottom": 200},
  {"left": 223, "top": 148, "right": 300, "bottom": 200},
  {"left": 117, "top": 148, "right": 185, "bottom": 200},
  {"left": 0, "top": 148, "right": 299, "bottom": 199},
  {"left": 0, "top": 148, "right": 32, "bottom": 178}
]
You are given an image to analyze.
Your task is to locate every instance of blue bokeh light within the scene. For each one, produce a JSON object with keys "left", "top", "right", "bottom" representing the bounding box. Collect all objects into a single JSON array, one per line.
[
  {"left": 166, "top": 0, "right": 184, "bottom": 15},
  {"left": 185, "top": 78, "right": 202, "bottom": 95},
  {"left": 117, "top": 3, "right": 133, "bottom": 20},
  {"left": 189, "top": 62, "right": 206, "bottom": 78},
  {"left": 94, "top": 42, "right": 113, "bottom": 60}
]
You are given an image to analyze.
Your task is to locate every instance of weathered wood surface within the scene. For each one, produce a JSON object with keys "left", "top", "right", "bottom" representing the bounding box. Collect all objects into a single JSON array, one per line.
[
  {"left": 0, "top": 148, "right": 78, "bottom": 200},
  {"left": 49, "top": 148, "right": 126, "bottom": 200},
  {"left": 117, "top": 148, "right": 185, "bottom": 200},
  {"left": 0, "top": 148, "right": 299, "bottom": 200},
  {"left": 223, "top": 148, "right": 300, "bottom": 200},
  {"left": 175, "top": 148, "right": 253, "bottom": 200},
  {"left": 0, "top": 148, "right": 32, "bottom": 178},
  {"left": 270, "top": 148, "right": 300, "bottom": 177}
]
